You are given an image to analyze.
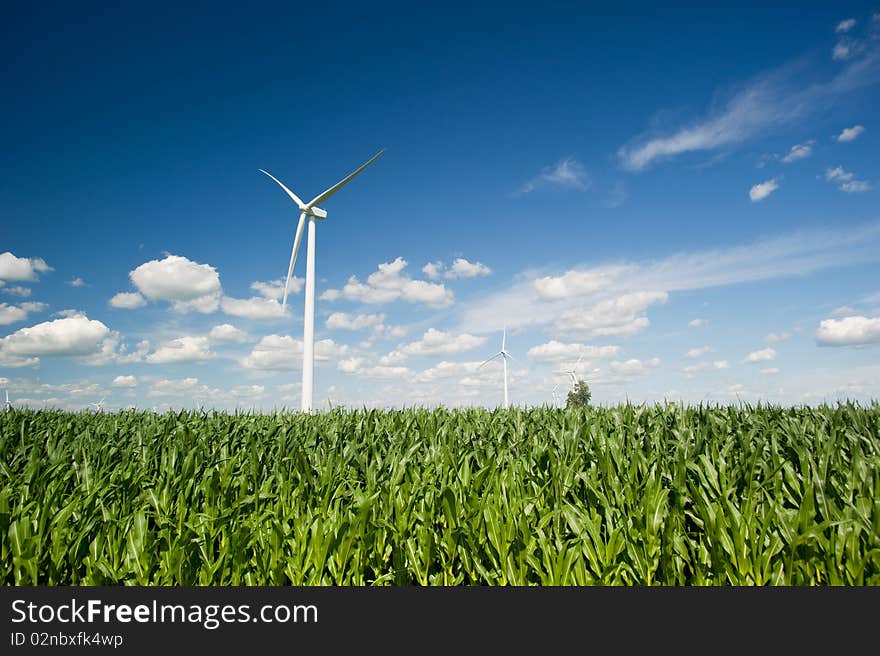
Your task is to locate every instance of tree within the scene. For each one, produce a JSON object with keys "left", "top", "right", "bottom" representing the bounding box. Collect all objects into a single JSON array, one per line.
[{"left": 566, "top": 380, "right": 591, "bottom": 408}]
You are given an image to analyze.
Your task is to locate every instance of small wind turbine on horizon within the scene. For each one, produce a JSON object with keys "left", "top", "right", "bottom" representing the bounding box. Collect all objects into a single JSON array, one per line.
[
  {"left": 556, "top": 355, "right": 583, "bottom": 387},
  {"left": 551, "top": 384, "right": 560, "bottom": 406},
  {"left": 4, "top": 390, "right": 11, "bottom": 411},
  {"left": 479, "top": 328, "right": 513, "bottom": 409},
  {"left": 260, "top": 150, "right": 385, "bottom": 412},
  {"left": 89, "top": 397, "right": 105, "bottom": 412}
]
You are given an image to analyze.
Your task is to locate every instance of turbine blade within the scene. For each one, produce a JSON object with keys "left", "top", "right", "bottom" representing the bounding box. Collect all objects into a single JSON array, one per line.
[
  {"left": 282, "top": 212, "right": 307, "bottom": 309},
  {"left": 478, "top": 352, "right": 502, "bottom": 368},
  {"left": 502, "top": 327, "right": 506, "bottom": 351},
  {"left": 259, "top": 169, "right": 306, "bottom": 209},
  {"left": 306, "top": 149, "right": 384, "bottom": 208}
]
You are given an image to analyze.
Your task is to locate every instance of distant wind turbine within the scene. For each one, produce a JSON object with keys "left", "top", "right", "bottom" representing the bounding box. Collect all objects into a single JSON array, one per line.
[
  {"left": 89, "top": 397, "right": 105, "bottom": 412},
  {"left": 551, "top": 384, "right": 560, "bottom": 406},
  {"left": 479, "top": 328, "right": 513, "bottom": 408},
  {"left": 260, "top": 150, "right": 385, "bottom": 412},
  {"left": 556, "top": 355, "right": 583, "bottom": 386},
  {"left": 4, "top": 390, "right": 10, "bottom": 411}
]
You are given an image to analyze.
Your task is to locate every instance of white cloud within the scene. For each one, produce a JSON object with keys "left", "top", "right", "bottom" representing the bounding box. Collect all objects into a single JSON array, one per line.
[
  {"left": 326, "top": 312, "right": 385, "bottom": 331},
  {"left": 832, "top": 42, "right": 851, "bottom": 61},
  {"left": 240, "top": 335, "right": 348, "bottom": 370},
  {"left": 415, "top": 360, "right": 483, "bottom": 382},
  {"left": 0, "top": 302, "right": 47, "bottom": 325},
  {"left": 0, "top": 315, "right": 110, "bottom": 366},
  {"left": 825, "top": 165, "right": 854, "bottom": 182},
  {"left": 112, "top": 375, "right": 138, "bottom": 388},
  {"left": 555, "top": 291, "right": 668, "bottom": 337},
  {"left": 526, "top": 340, "right": 621, "bottom": 361},
  {"left": 3, "top": 286, "right": 31, "bottom": 298},
  {"left": 459, "top": 222, "right": 880, "bottom": 335},
  {"left": 836, "top": 124, "right": 865, "bottom": 142},
  {"left": 422, "top": 262, "right": 443, "bottom": 280},
  {"left": 780, "top": 141, "right": 814, "bottom": 163},
  {"left": 250, "top": 278, "right": 303, "bottom": 300},
  {"left": 357, "top": 366, "right": 413, "bottom": 380},
  {"left": 445, "top": 258, "right": 492, "bottom": 279},
  {"left": 839, "top": 180, "right": 870, "bottom": 193},
  {"left": 617, "top": 49, "right": 880, "bottom": 170},
  {"left": 749, "top": 179, "right": 779, "bottom": 202},
  {"left": 764, "top": 331, "right": 792, "bottom": 343},
  {"left": 519, "top": 157, "right": 590, "bottom": 194},
  {"left": 148, "top": 378, "right": 212, "bottom": 398},
  {"left": 836, "top": 18, "right": 856, "bottom": 33},
  {"left": 384, "top": 329, "right": 486, "bottom": 363},
  {"left": 208, "top": 323, "right": 249, "bottom": 343},
  {"left": 744, "top": 347, "right": 777, "bottom": 363},
  {"left": 534, "top": 266, "right": 626, "bottom": 300},
  {"left": 689, "top": 318, "right": 707, "bottom": 328},
  {"left": 713, "top": 360, "right": 729, "bottom": 369},
  {"left": 230, "top": 385, "right": 265, "bottom": 398},
  {"left": 337, "top": 357, "right": 365, "bottom": 373},
  {"left": 146, "top": 336, "right": 215, "bottom": 364},
  {"left": 67, "top": 278, "right": 85, "bottom": 288},
  {"left": 816, "top": 315, "right": 880, "bottom": 346},
  {"left": 0, "top": 252, "right": 52, "bottom": 281},
  {"left": 686, "top": 346, "right": 712, "bottom": 358},
  {"left": 683, "top": 362, "right": 710, "bottom": 377},
  {"left": 130, "top": 254, "right": 221, "bottom": 312},
  {"left": 109, "top": 292, "right": 147, "bottom": 309},
  {"left": 220, "top": 296, "right": 286, "bottom": 319},
  {"left": 322, "top": 258, "right": 453, "bottom": 308}
]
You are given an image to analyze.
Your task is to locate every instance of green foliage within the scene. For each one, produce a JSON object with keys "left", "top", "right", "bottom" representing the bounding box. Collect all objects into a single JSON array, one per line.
[
  {"left": 1, "top": 403, "right": 878, "bottom": 585},
  {"left": 566, "top": 380, "right": 592, "bottom": 408}
]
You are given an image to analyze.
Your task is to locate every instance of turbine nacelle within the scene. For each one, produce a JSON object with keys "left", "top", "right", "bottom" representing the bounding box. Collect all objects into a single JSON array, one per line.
[{"left": 307, "top": 206, "right": 327, "bottom": 219}]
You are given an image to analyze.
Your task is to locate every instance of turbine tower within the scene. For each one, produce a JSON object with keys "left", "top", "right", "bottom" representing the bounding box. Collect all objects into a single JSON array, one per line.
[
  {"left": 260, "top": 150, "right": 384, "bottom": 412},
  {"left": 479, "top": 328, "right": 513, "bottom": 408},
  {"left": 4, "top": 390, "right": 10, "bottom": 411}
]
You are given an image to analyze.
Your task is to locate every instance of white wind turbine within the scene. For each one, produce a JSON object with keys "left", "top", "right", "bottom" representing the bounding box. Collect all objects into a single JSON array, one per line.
[
  {"left": 4, "top": 390, "right": 11, "bottom": 411},
  {"left": 551, "top": 384, "right": 560, "bottom": 406},
  {"left": 260, "top": 150, "right": 385, "bottom": 412},
  {"left": 89, "top": 397, "right": 105, "bottom": 412},
  {"left": 556, "top": 355, "right": 583, "bottom": 387},
  {"left": 479, "top": 328, "right": 513, "bottom": 409}
]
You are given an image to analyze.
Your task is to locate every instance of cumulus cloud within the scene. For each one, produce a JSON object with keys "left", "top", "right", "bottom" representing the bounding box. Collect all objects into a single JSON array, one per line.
[
  {"left": 555, "top": 291, "right": 668, "bottom": 337},
  {"left": 0, "top": 252, "right": 52, "bottom": 281},
  {"left": 713, "top": 360, "right": 730, "bottom": 369},
  {"left": 147, "top": 378, "right": 216, "bottom": 398},
  {"left": 422, "top": 262, "right": 443, "bottom": 280},
  {"left": 0, "top": 302, "right": 47, "bottom": 325},
  {"left": 744, "top": 347, "right": 777, "bottom": 363},
  {"left": 381, "top": 329, "right": 485, "bottom": 364},
  {"left": 414, "top": 360, "right": 483, "bottom": 382},
  {"left": 816, "top": 315, "right": 880, "bottom": 346},
  {"left": 326, "top": 312, "right": 385, "bottom": 331},
  {"left": 836, "top": 124, "right": 865, "bottom": 142},
  {"left": 129, "top": 254, "right": 221, "bottom": 313},
  {"left": 240, "top": 335, "right": 348, "bottom": 370},
  {"left": 686, "top": 346, "right": 713, "bottom": 358},
  {"left": 321, "top": 258, "right": 453, "bottom": 308},
  {"left": 780, "top": 141, "right": 814, "bottom": 163},
  {"left": 337, "top": 357, "right": 365, "bottom": 373},
  {"left": 749, "top": 179, "right": 779, "bottom": 202},
  {"left": 526, "top": 340, "right": 622, "bottom": 361},
  {"left": 67, "top": 278, "right": 85, "bottom": 288},
  {"left": 146, "top": 336, "right": 215, "bottom": 364},
  {"left": 0, "top": 315, "right": 111, "bottom": 367},
  {"left": 839, "top": 180, "right": 870, "bottom": 193},
  {"left": 250, "top": 278, "right": 303, "bottom": 300},
  {"left": 764, "top": 331, "right": 792, "bottom": 343},
  {"left": 109, "top": 292, "right": 147, "bottom": 309},
  {"left": 534, "top": 266, "right": 627, "bottom": 300},
  {"left": 689, "top": 318, "right": 708, "bottom": 328},
  {"left": 425, "top": 258, "right": 493, "bottom": 280},
  {"left": 112, "top": 375, "right": 138, "bottom": 388},
  {"left": 825, "top": 165, "right": 854, "bottom": 182},
  {"left": 518, "top": 157, "right": 590, "bottom": 194},
  {"left": 220, "top": 296, "right": 286, "bottom": 319},
  {"left": 208, "top": 323, "right": 249, "bottom": 343}
]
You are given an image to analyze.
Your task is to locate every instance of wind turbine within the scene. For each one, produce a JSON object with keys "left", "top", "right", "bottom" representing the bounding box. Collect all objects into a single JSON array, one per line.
[
  {"left": 89, "top": 397, "right": 105, "bottom": 412},
  {"left": 260, "top": 150, "right": 385, "bottom": 412},
  {"left": 4, "top": 390, "right": 10, "bottom": 411},
  {"left": 556, "top": 355, "right": 583, "bottom": 387},
  {"left": 551, "top": 384, "right": 560, "bottom": 406},
  {"left": 479, "top": 328, "right": 513, "bottom": 408}
]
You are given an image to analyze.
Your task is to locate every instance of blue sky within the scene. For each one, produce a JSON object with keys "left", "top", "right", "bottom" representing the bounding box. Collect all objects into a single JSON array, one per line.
[{"left": 2, "top": 2, "right": 879, "bottom": 410}]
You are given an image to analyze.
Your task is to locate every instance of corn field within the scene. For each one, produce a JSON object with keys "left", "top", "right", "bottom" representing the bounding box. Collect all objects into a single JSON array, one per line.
[{"left": 1, "top": 403, "right": 878, "bottom": 585}]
